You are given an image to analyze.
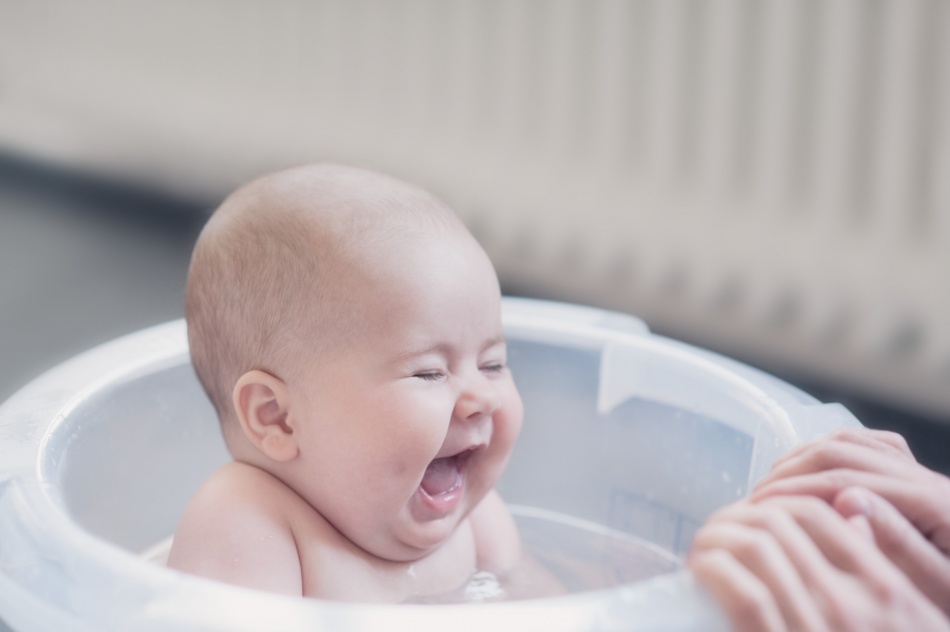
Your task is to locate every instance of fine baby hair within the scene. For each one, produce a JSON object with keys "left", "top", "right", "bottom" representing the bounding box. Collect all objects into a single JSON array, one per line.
[{"left": 185, "top": 164, "right": 462, "bottom": 431}]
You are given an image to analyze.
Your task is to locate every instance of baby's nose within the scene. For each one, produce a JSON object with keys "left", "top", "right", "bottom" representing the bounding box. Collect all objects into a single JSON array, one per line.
[{"left": 455, "top": 373, "right": 502, "bottom": 421}]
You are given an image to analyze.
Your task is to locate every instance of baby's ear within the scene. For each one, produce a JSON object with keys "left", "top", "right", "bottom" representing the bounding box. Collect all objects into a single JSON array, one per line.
[{"left": 232, "top": 370, "right": 299, "bottom": 462}]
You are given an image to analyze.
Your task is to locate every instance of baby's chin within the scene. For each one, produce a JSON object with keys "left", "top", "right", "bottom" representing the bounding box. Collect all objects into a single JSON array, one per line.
[
  {"left": 368, "top": 522, "right": 462, "bottom": 563},
  {"left": 403, "top": 505, "right": 472, "bottom": 555},
  {"left": 369, "top": 493, "right": 486, "bottom": 563}
]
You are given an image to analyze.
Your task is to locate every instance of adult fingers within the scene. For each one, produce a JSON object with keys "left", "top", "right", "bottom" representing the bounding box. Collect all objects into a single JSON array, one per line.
[
  {"left": 755, "top": 469, "right": 950, "bottom": 557},
  {"left": 698, "top": 497, "right": 895, "bottom": 631},
  {"left": 691, "top": 520, "right": 823, "bottom": 631},
  {"left": 772, "top": 495, "right": 950, "bottom": 632},
  {"left": 846, "top": 513, "right": 875, "bottom": 544},
  {"left": 756, "top": 437, "right": 918, "bottom": 491},
  {"left": 703, "top": 500, "right": 867, "bottom": 616},
  {"left": 832, "top": 427, "right": 914, "bottom": 457},
  {"left": 767, "top": 495, "right": 903, "bottom": 580},
  {"left": 835, "top": 487, "right": 950, "bottom": 615},
  {"left": 766, "top": 429, "right": 914, "bottom": 476},
  {"left": 690, "top": 548, "right": 788, "bottom": 632},
  {"left": 696, "top": 497, "right": 950, "bottom": 631},
  {"left": 868, "top": 429, "right": 915, "bottom": 457},
  {"left": 755, "top": 469, "right": 914, "bottom": 505}
]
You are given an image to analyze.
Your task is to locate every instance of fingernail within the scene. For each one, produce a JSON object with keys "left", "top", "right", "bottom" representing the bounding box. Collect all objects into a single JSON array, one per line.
[
  {"left": 841, "top": 487, "right": 874, "bottom": 518},
  {"left": 847, "top": 514, "right": 875, "bottom": 543}
]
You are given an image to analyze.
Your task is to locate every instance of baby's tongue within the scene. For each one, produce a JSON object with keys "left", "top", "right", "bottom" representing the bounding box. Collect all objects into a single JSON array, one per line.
[{"left": 421, "top": 456, "right": 460, "bottom": 496}]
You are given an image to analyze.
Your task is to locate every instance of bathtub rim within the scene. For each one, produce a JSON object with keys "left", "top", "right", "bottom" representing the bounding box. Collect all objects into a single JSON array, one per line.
[{"left": 0, "top": 297, "right": 860, "bottom": 631}]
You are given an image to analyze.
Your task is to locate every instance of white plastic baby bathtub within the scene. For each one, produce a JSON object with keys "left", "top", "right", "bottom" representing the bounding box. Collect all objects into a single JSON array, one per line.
[{"left": 0, "top": 298, "right": 860, "bottom": 631}]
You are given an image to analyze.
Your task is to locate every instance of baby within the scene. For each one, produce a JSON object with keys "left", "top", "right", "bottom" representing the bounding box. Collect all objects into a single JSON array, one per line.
[{"left": 168, "top": 164, "right": 526, "bottom": 603}]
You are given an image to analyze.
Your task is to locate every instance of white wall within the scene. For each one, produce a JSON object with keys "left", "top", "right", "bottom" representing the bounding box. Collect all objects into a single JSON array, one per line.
[{"left": 1, "top": 0, "right": 947, "bottom": 419}]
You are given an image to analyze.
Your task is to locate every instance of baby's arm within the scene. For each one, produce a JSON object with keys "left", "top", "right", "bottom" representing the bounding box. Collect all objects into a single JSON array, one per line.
[
  {"left": 469, "top": 489, "right": 522, "bottom": 573},
  {"left": 167, "top": 462, "right": 303, "bottom": 596},
  {"left": 469, "top": 490, "right": 566, "bottom": 598}
]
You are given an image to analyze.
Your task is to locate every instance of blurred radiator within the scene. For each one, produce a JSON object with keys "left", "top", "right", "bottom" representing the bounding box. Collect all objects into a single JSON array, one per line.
[{"left": 0, "top": 0, "right": 947, "bottom": 418}]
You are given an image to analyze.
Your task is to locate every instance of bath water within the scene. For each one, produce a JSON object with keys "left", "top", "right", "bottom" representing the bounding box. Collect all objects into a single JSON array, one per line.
[
  {"left": 412, "top": 506, "right": 680, "bottom": 603},
  {"left": 143, "top": 505, "right": 680, "bottom": 604}
]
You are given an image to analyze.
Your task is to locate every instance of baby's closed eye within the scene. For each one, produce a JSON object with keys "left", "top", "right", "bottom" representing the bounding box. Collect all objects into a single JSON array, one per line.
[{"left": 414, "top": 371, "right": 446, "bottom": 382}]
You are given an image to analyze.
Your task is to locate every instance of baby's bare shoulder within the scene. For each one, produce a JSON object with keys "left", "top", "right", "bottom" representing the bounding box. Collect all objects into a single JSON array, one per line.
[
  {"left": 178, "top": 461, "right": 307, "bottom": 527},
  {"left": 197, "top": 461, "right": 297, "bottom": 503},
  {"left": 167, "top": 462, "right": 307, "bottom": 595}
]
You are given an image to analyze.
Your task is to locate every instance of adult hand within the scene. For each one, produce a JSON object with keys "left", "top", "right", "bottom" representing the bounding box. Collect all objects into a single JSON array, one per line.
[
  {"left": 689, "top": 495, "right": 950, "bottom": 632},
  {"left": 752, "top": 428, "right": 950, "bottom": 613}
]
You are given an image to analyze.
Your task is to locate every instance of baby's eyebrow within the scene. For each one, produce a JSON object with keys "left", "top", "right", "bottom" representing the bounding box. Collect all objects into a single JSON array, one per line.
[
  {"left": 395, "top": 343, "right": 452, "bottom": 362},
  {"left": 394, "top": 335, "right": 507, "bottom": 362},
  {"left": 481, "top": 334, "right": 507, "bottom": 351}
]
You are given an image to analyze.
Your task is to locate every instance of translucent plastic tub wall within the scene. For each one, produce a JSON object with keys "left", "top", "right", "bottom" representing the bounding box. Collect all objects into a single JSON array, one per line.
[{"left": 0, "top": 298, "right": 861, "bottom": 631}]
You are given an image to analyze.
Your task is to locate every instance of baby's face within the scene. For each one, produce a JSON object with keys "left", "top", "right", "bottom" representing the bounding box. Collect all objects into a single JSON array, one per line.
[{"left": 284, "top": 231, "right": 523, "bottom": 562}]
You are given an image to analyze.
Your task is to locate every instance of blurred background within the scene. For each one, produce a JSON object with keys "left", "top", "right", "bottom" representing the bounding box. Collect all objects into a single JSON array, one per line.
[{"left": 0, "top": 1, "right": 948, "bottom": 476}]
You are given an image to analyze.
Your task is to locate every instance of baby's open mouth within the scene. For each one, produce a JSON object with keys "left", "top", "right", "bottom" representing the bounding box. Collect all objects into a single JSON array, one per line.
[{"left": 420, "top": 450, "right": 472, "bottom": 498}]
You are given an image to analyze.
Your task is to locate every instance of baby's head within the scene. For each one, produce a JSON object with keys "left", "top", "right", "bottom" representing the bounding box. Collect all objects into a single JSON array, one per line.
[{"left": 186, "top": 163, "right": 523, "bottom": 561}]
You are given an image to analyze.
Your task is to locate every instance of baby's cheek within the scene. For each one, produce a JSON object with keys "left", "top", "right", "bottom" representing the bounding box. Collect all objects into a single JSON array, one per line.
[
  {"left": 498, "top": 384, "right": 524, "bottom": 443},
  {"left": 384, "top": 401, "right": 450, "bottom": 473}
]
